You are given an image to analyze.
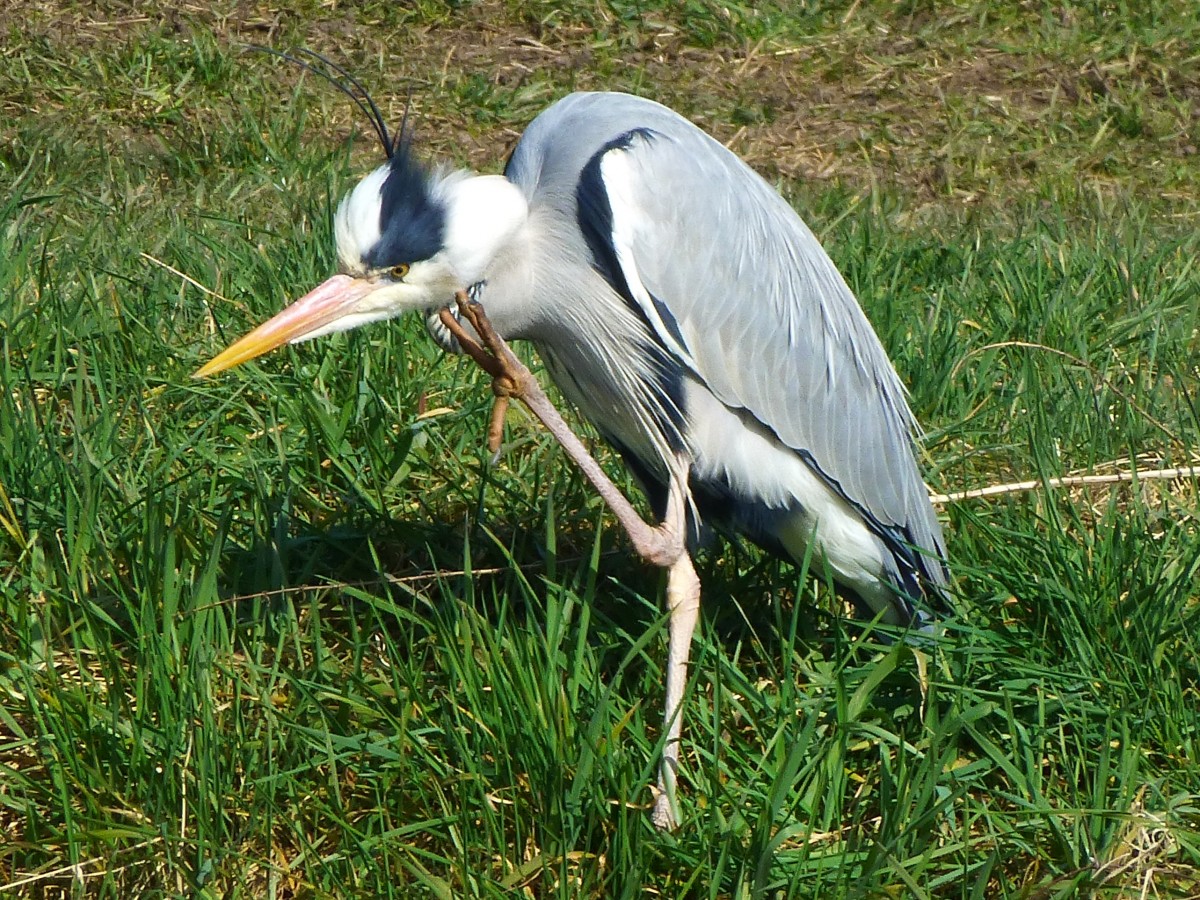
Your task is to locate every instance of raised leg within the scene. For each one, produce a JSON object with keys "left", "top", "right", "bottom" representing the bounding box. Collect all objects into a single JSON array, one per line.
[
  {"left": 651, "top": 551, "right": 701, "bottom": 830},
  {"left": 439, "top": 295, "right": 687, "bottom": 566}
]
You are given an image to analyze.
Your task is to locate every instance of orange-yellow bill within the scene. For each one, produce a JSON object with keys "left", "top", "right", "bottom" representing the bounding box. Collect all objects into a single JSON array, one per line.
[{"left": 193, "top": 274, "right": 377, "bottom": 378}]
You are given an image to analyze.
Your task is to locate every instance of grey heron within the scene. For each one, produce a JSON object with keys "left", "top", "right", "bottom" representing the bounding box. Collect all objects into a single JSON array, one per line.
[{"left": 196, "top": 87, "right": 948, "bottom": 829}]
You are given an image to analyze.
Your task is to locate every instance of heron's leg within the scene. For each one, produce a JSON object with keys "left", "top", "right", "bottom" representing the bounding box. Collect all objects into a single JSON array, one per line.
[
  {"left": 440, "top": 294, "right": 698, "bottom": 830},
  {"left": 651, "top": 551, "right": 701, "bottom": 830}
]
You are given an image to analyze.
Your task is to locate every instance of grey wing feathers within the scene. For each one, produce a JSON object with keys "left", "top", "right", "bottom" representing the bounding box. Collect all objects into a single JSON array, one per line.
[{"left": 540, "top": 94, "right": 945, "bottom": 582}]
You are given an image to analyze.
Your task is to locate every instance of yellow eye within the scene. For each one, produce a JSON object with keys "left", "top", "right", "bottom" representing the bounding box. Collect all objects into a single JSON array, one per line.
[{"left": 389, "top": 263, "right": 411, "bottom": 281}]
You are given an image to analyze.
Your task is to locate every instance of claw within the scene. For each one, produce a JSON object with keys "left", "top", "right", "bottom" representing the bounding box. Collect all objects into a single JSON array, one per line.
[{"left": 487, "top": 395, "right": 509, "bottom": 454}]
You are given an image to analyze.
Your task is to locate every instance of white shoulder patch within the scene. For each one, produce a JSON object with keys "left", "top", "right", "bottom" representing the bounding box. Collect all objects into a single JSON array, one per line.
[{"left": 598, "top": 142, "right": 696, "bottom": 369}]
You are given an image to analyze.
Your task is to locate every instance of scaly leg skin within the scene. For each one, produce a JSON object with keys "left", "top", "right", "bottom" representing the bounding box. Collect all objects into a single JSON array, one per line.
[
  {"left": 439, "top": 293, "right": 700, "bottom": 830},
  {"left": 651, "top": 552, "right": 702, "bottom": 830}
]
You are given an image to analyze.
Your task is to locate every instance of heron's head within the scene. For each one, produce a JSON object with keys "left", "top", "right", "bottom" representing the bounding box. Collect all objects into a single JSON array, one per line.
[{"left": 194, "top": 145, "right": 527, "bottom": 378}]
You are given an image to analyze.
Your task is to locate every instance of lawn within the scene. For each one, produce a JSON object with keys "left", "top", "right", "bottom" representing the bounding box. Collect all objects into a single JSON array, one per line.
[{"left": 2, "top": 1, "right": 1199, "bottom": 896}]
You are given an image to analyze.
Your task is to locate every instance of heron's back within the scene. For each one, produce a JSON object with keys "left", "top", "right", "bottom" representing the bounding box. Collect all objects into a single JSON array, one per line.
[{"left": 503, "top": 92, "right": 947, "bottom": 613}]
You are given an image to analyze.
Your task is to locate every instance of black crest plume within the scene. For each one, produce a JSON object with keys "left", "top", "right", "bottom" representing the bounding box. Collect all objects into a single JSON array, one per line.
[
  {"left": 248, "top": 47, "right": 441, "bottom": 267},
  {"left": 246, "top": 46, "right": 413, "bottom": 159}
]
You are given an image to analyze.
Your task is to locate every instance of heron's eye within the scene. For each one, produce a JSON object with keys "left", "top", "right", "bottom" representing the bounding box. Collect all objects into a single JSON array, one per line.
[{"left": 389, "top": 263, "right": 411, "bottom": 281}]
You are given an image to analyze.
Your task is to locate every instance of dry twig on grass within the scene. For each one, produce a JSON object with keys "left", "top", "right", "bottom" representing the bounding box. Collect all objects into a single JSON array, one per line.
[{"left": 930, "top": 466, "right": 1200, "bottom": 505}]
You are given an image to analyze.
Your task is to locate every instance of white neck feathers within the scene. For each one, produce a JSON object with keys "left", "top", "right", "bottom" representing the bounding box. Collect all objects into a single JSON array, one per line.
[{"left": 437, "top": 174, "right": 529, "bottom": 286}]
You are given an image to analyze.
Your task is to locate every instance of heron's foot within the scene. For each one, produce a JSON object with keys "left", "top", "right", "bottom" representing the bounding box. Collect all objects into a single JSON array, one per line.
[
  {"left": 438, "top": 292, "right": 532, "bottom": 453},
  {"left": 485, "top": 394, "right": 509, "bottom": 454},
  {"left": 436, "top": 292, "right": 531, "bottom": 395},
  {"left": 651, "top": 755, "right": 681, "bottom": 831}
]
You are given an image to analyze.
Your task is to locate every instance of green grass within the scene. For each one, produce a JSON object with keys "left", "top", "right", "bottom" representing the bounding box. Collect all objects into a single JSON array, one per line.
[{"left": 2, "top": 1, "right": 1200, "bottom": 896}]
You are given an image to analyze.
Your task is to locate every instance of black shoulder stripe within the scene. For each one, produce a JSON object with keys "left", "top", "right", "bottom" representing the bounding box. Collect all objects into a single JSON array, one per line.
[
  {"left": 575, "top": 127, "right": 689, "bottom": 451},
  {"left": 366, "top": 145, "right": 445, "bottom": 268},
  {"left": 650, "top": 293, "right": 688, "bottom": 354}
]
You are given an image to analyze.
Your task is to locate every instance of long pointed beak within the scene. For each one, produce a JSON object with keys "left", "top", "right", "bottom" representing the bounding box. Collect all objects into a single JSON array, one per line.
[{"left": 193, "top": 274, "right": 378, "bottom": 378}]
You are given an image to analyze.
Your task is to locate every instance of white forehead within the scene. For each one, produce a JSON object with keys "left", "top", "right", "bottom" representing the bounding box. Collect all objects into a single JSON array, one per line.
[{"left": 334, "top": 165, "right": 389, "bottom": 274}]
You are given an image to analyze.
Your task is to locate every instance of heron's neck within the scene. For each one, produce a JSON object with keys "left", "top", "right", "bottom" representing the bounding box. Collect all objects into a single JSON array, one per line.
[
  {"left": 440, "top": 174, "right": 530, "bottom": 286},
  {"left": 433, "top": 173, "right": 532, "bottom": 336}
]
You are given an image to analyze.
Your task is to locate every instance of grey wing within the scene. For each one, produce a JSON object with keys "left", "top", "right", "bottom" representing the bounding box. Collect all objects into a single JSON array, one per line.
[{"left": 584, "top": 123, "right": 947, "bottom": 585}]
